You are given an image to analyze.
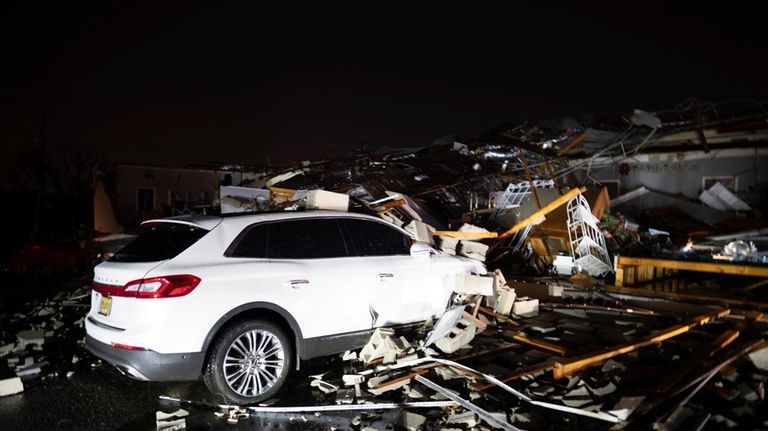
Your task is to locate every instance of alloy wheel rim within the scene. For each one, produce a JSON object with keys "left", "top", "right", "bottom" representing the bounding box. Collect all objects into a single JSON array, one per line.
[{"left": 223, "top": 329, "right": 285, "bottom": 397}]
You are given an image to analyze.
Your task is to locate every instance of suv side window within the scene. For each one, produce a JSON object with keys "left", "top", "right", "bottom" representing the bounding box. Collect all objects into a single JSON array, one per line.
[
  {"left": 343, "top": 219, "right": 412, "bottom": 256},
  {"left": 267, "top": 219, "right": 348, "bottom": 259},
  {"left": 229, "top": 224, "right": 269, "bottom": 258}
]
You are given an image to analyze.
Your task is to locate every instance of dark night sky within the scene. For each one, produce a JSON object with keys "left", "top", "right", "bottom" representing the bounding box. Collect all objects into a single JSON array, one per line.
[{"left": 2, "top": 2, "right": 766, "bottom": 166}]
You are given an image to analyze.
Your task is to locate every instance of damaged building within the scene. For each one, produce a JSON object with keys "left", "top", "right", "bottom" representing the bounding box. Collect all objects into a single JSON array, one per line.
[{"left": 2, "top": 100, "right": 767, "bottom": 431}]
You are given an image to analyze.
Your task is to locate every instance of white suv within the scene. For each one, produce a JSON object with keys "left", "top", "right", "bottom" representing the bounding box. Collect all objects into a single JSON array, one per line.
[{"left": 85, "top": 211, "right": 485, "bottom": 404}]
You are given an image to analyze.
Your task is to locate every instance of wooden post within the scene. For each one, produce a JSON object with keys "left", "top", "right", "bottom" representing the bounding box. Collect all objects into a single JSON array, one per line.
[{"left": 498, "top": 187, "right": 585, "bottom": 239}]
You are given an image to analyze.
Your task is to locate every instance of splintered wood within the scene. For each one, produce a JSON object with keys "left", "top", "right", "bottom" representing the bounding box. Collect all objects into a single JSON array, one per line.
[{"left": 551, "top": 309, "right": 730, "bottom": 379}]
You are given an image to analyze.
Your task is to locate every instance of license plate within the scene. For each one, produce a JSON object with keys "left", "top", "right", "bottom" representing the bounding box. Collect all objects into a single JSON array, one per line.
[{"left": 99, "top": 295, "right": 112, "bottom": 316}]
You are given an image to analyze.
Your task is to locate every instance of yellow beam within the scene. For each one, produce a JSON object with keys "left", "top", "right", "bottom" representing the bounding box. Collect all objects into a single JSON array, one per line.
[
  {"left": 616, "top": 256, "right": 768, "bottom": 278},
  {"left": 551, "top": 309, "right": 730, "bottom": 379},
  {"left": 708, "top": 330, "right": 740, "bottom": 357},
  {"left": 434, "top": 230, "right": 499, "bottom": 239},
  {"left": 557, "top": 131, "right": 589, "bottom": 156},
  {"left": 477, "top": 306, "right": 520, "bottom": 326},
  {"left": 507, "top": 332, "right": 567, "bottom": 355},
  {"left": 498, "top": 187, "right": 585, "bottom": 239}
]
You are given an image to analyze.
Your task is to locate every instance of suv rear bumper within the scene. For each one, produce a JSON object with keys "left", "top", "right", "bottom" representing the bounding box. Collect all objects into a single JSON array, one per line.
[{"left": 86, "top": 335, "right": 204, "bottom": 381}]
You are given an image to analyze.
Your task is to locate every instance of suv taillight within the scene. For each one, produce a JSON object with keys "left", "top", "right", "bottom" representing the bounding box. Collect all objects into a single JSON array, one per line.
[{"left": 92, "top": 275, "right": 200, "bottom": 299}]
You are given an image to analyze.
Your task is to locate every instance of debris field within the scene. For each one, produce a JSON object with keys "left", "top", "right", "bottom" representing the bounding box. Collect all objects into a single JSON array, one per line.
[{"left": 2, "top": 100, "right": 767, "bottom": 430}]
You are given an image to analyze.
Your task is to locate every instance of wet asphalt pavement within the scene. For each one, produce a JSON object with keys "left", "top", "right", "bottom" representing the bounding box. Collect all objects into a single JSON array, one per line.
[
  {"left": 0, "top": 357, "right": 380, "bottom": 431},
  {"left": 0, "top": 272, "right": 197, "bottom": 430},
  {"left": 0, "top": 272, "right": 401, "bottom": 430}
]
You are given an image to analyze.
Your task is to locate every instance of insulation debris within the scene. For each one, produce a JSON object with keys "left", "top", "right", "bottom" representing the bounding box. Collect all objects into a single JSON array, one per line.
[
  {"left": 398, "top": 411, "right": 426, "bottom": 431},
  {"left": 748, "top": 347, "right": 768, "bottom": 372},
  {"left": 512, "top": 297, "right": 539, "bottom": 317},
  {"left": 0, "top": 377, "right": 24, "bottom": 397},
  {"left": 404, "top": 220, "right": 436, "bottom": 245},
  {"left": 0, "top": 344, "right": 13, "bottom": 358},
  {"left": 155, "top": 409, "right": 188, "bottom": 431},
  {"left": 305, "top": 189, "right": 349, "bottom": 211},
  {"left": 453, "top": 274, "right": 494, "bottom": 296},
  {"left": 437, "top": 236, "right": 459, "bottom": 255},
  {"left": 17, "top": 330, "right": 45, "bottom": 348},
  {"left": 457, "top": 240, "right": 489, "bottom": 262},
  {"left": 311, "top": 378, "right": 338, "bottom": 394},
  {"left": 434, "top": 319, "right": 476, "bottom": 354},
  {"left": 424, "top": 305, "right": 466, "bottom": 348}
]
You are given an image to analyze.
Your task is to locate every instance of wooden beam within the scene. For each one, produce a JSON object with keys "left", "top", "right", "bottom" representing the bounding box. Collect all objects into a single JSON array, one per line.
[
  {"left": 742, "top": 278, "right": 768, "bottom": 292},
  {"left": 477, "top": 306, "right": 520, "bottom": 326},
  {"left": 498, "top": 187, "right": 585, "bottom": 239},
  {"left": 556, "top": 131, "right": 588, "bottom": 156},
  {"left": 433, "top": 230, "right": 499, "bottom": 239},
  {"left": 551, "top": 309, "right": 730, "bottom": 379},
  {"left": 626, "top": 338, "right": 766, "bottom": 426},
  {"left": 378, "top": 199, "right": 406, "bottom": 210},
  {"left": 372, "top": 370, "right": 428, "bottom": 389},
  {"left": 452, "top": 343, "right": 519, "bottom": 362},
  {"left": 544, "top": 303, "right": 656, "bottom": 316},
  {"left": 650, "top": 328, "right": 740, "bottom": 397},
  {"left": 503, "top": 331, "right": 567, "bottom": 355},
  {"left": 470, "top": 360, "right": 553, "bottom": 392},
  {"left": 616, "top": 256, "right": 768, "bottom": 278},
  {"left": 604, "top": 285, "right": 768, "bottom": 310}
]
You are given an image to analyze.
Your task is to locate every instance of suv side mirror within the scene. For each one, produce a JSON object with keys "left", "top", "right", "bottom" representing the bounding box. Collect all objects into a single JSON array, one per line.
[{"left": 410, "top": 241, "right": 435, "bottom": 258}]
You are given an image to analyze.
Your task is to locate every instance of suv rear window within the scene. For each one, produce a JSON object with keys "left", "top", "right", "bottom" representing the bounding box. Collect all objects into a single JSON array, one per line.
[{"left": 110, "top": 223, "right": 209, "bottom": 262}]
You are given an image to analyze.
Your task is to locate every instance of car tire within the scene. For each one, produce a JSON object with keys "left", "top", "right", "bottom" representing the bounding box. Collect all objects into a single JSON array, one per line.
[{"left": 203, "top": 319, "right": 294, "bottom": 405}]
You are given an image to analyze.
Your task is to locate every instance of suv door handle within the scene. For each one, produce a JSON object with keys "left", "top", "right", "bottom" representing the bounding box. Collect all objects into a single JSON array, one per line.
[
  {"left": 378, "top": 273, "right": 394, "bottom": 279},
  {"left": 284, "top": 279, "right": 309, "bottom": 288}
]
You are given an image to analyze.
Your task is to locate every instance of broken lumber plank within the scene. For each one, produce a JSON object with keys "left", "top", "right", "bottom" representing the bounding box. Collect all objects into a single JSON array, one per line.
[
  {"left": 379, "top": 198, "right": 406, "bottom": 210},
  {"left": 453, "top": 343, "right": 520, "bottom": 362},
  {"left": 503, "top": 331, "right": 566, "bottom": 355},
  {"left": 551, "top": 309, "right": 730, "bottom": 379},
  {"left": 627, "top": 338, "right": 766, "bottom": 426},
  {"left": 650, "top": 328, "right": 741, "bottom": 398},
  {"left": 433, "top": 230, "right": 499, "bottom": 239},
  {"left": 383, "top": 356, "right": 620, "bottom": 423},
  {"left": 477, "top": 306, "right": 520, "bottom": 326},
  {"left": 543, "top": 303, "right": 656, "bottom": 316},
  {"left": 604, "top": 285, "right": 768, "bottom": 310},
  {"left": 557, "top": 130, "right": 589, "bottom": 156},
  {"left": 727, "top": 310, "right": 765, "bottom": 322},
  {"left": 498, "top": 187, "right": 585, "bottom": 239},
  {"left": 375, "top": 200, "right": 408, "bottom": 217},
  {"left": 470, "top": 360, "right": 554, "bottom": 392},
  {"left": 372, "top": 370, "right": 429, "bottom": 390},
  {"left": 741, "top": 278, "right": 768, "bottom": 292},
  {"left": 615, "top": 256, "right": 768, "bottom": 278},
  {"left": 415, "top": 375, "right": 521, "bottom": 431}
]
